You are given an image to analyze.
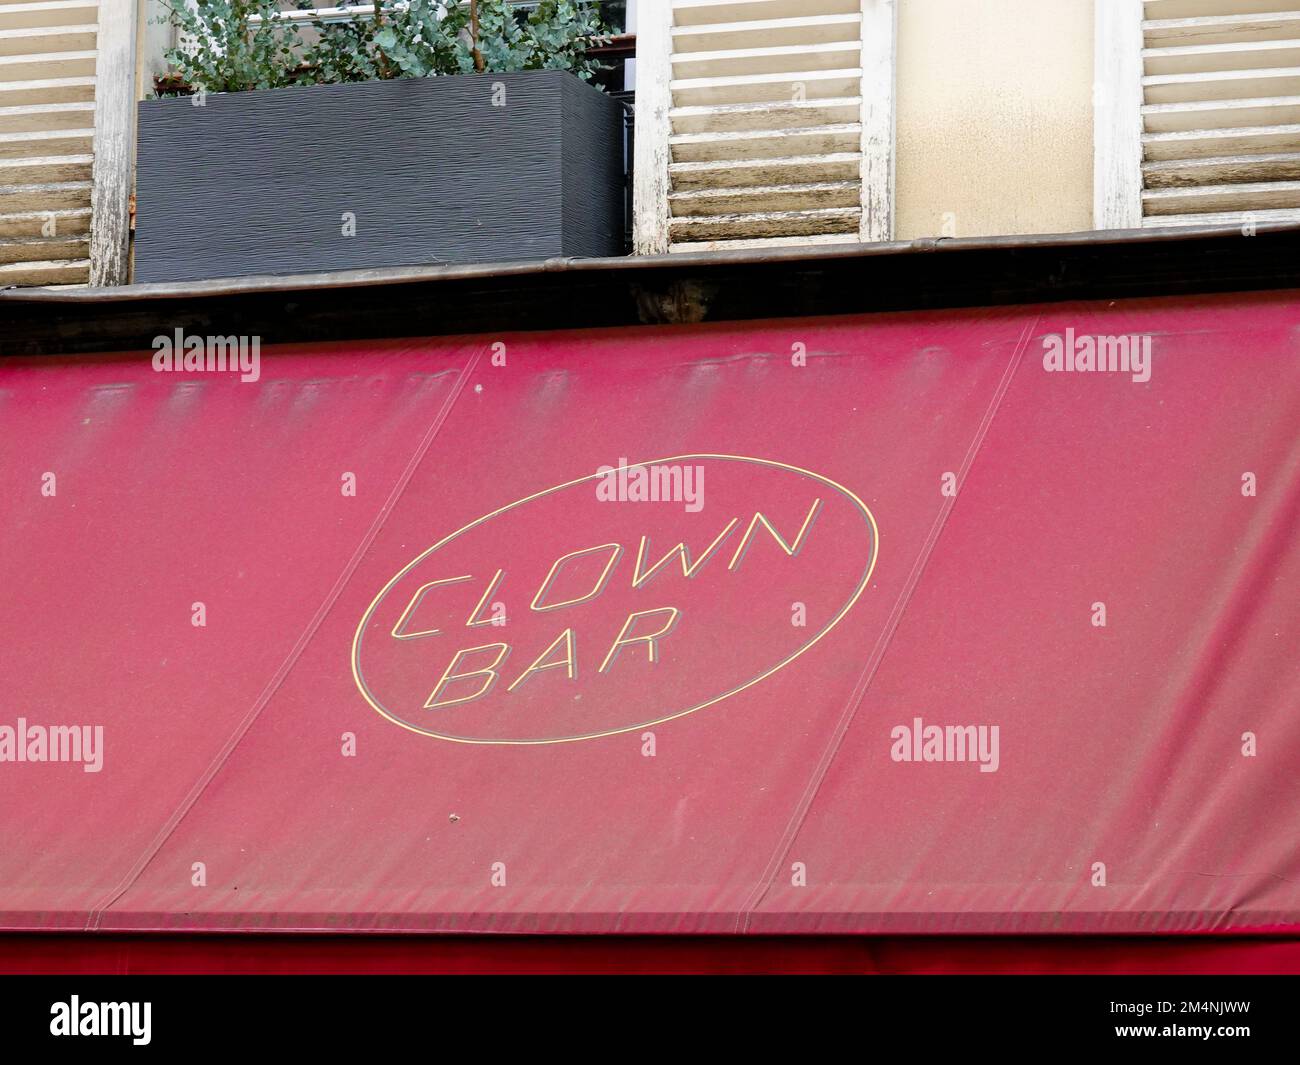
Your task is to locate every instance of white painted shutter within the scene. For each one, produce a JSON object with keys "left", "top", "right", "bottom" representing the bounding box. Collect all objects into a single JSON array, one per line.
[
  {"left": 1141, "top": 0, "right": 1300, "bottom": 226},
  {"left": 0, "top": 0, "right": 97, "bottom": 285},
  {"left": 635, "top": 0, "right": 895, "bottom": 254}
]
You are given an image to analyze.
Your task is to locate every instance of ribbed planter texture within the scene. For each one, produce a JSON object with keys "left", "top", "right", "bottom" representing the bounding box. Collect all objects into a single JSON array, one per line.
[{"left": 134, "top": 70, "right": 625, "bottom": 283}]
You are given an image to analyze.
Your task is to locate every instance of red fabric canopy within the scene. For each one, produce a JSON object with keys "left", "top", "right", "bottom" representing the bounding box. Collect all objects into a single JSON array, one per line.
[{"left": 1, "top": 289, "right": 1296, "bottom": 934}]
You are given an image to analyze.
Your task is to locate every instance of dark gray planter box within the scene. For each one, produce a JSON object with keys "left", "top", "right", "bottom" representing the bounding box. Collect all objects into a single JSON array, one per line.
[{"left": 134, "top": 70, "right": 625, "bottom": 283}]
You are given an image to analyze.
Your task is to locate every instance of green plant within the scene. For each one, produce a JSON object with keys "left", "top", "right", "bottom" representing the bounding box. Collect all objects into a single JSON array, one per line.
[
  {"left": 159, "top": 0, "right": 306, "bottom": 93},
  {"left": 159, "top": 0, "right": 609, "bottom": 95}
]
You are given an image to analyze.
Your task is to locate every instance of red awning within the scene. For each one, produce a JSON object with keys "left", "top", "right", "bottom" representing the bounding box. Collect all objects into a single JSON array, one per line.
[{"left": 0, "top": 289, "right": 1296, "bottom": 934}]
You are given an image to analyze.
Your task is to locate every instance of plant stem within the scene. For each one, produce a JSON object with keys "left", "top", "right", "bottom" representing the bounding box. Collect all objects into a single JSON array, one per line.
[
  {"left": 373, "top": 0, "right": 392, "bottom": 79},
  {"left": 470, "top": 0, "right": 485, "bottom": 73}
]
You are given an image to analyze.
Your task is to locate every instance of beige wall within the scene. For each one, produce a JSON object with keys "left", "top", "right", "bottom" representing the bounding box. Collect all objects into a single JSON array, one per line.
[{"left": 895, "top": 0, "right": 1095, "bottom": 239}]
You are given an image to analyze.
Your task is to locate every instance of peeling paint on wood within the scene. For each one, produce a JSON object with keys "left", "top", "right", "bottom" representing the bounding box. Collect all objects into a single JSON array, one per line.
[
  {"left": 1094, "top": 0, "right": 1144, "bottom": 229},
  {"left": 633, "top": 0, "right": 673, "bottom": 254},
  {"left": 640, "top": 0, "right": 894, "bottom": 252},
  {"left": 89, "top": 0, "right": 137, "bottom": 286},
  {"left": 859, "top": 0, "right": 895, "bottom": 242}
]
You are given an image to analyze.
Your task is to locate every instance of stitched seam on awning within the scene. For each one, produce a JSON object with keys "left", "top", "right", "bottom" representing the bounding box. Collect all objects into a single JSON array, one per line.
[
  {"left": 83, "top": 343, "right": 485, "bottom": 931},
  {"left": 738, "top": 314, "right": 1040, "bottom": 932}
]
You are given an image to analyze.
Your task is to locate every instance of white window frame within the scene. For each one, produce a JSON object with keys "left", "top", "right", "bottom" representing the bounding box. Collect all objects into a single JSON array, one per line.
[
  {"left": 89, "top": 0, "right": 138, "bottom": 286},
  {"left": 1093, "top": 0, "right": 1144, "bottom": 230}
]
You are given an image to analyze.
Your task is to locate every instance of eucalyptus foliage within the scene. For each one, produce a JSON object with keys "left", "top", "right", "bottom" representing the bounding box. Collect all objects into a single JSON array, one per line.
[{"left": 161, "top": 1, "right": 608, "bottom": 95}]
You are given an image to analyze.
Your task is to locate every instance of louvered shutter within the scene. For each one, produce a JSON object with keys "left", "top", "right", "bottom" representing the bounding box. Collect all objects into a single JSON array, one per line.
[
  {"left": 0, "top": 0, "right": 97, "bottom": 286},
  {"left": 1141, "top": 0, "right": 1300, "bottom": 226},
  {"left": 634, "top": 0, "right": 896, "bottom": 254}
]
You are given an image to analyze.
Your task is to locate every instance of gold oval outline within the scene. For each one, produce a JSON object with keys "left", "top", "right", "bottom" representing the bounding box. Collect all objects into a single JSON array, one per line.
[{"left": 351, "top": 454, "right": 879, "bottom": 745}]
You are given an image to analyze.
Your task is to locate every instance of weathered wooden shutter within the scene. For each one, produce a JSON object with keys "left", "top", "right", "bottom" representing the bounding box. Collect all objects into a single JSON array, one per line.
[
  {"left": 1142, "top": 0, "right": 1300, "bottom": 225},
  {"left": 0, "top": 0, "right": 134, "bottom": 287},
  {"left": 0, "top": 0, "right": 97, "bottom": 285},
  {"left": 1098, "top": 0, "right": 1300, "bottom": 228},
  {"left": 634, "top": 0, "right": 895, "bottom": 254}
]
